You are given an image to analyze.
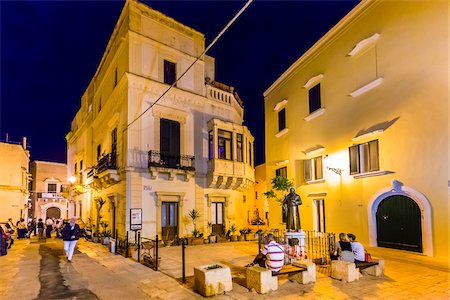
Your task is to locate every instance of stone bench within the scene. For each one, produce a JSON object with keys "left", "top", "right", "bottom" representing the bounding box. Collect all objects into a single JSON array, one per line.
[
  {"left": 246, "top": 262, "right": 316, "bottom": 294},
  {"left": 331, "top": 258, "right": 384, "bottom": 282}
]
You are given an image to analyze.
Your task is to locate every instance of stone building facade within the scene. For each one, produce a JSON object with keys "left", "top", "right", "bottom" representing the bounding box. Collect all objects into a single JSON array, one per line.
[
  {"left": 0, "top": 138, "right": 30, "bottom": 222},
  {"left": 67, "top": 0, "right": 255, "bottom": 241},
  {"left": 264, "top": 0, "right": 448, "bottom": 260},
  {"left": 29, "top": 161, "right": 70, "bottom": 221}
]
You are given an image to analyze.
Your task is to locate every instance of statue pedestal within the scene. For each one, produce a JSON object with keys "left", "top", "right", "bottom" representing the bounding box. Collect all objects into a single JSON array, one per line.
[{"left": 284, "top": 230, "right": 307, "bottom": 263}]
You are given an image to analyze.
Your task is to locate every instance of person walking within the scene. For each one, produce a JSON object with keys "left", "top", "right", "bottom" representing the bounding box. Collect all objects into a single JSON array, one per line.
[
  {"left": 37, "top": 218, "right": 44, "bottom": 240},
  {"left": 61, "top": 217, "right": 81, "bottom": 262},
  {"left": 45, "top": 217, "right": 53, "bottom": 238}
]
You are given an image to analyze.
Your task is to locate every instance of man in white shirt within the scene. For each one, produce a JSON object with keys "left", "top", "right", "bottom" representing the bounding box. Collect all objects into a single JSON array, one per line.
[
  {"left": 246, "top": 234, "right": 285, "bottom": 272},
  {"left": 348, "top": 233, "right": 365, "bottom": 263}
]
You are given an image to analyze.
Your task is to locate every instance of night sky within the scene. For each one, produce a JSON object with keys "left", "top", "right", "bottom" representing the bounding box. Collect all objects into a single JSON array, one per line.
[{"left": 1, "top": 0, "right": 358, "bottom": 165}]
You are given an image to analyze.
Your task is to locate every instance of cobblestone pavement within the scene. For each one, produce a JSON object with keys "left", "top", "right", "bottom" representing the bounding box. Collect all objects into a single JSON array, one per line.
[{"left": 0, "top": 236, "right": 448, "bottom": 299}]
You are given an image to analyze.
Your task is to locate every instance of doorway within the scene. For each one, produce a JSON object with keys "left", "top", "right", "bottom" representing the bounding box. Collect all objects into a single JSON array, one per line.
[
  {"left": 211, "top": 202, "right": 224, "bottom": 235},
  {"left": 161, "top": 202, "right": 178, "bottom": 241},
  {"left": 47, "top": 207, "right": 61, "bottom": 219},
  {"left": 376, "top": 195, "right": 422, "bottom": 252}
]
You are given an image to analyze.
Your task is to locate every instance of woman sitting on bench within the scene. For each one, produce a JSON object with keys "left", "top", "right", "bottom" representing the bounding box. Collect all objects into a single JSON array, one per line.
[{"left": 331, "top": 233, "right": 354, "bottom": 262}]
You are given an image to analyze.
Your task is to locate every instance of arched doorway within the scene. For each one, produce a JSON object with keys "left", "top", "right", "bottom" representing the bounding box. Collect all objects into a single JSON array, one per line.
[
  {"left": 46, "top": 207, "right": 61, "bottom": 219},
  {"left": 376, "top": 195, "right": 422, "bottom": 252}
]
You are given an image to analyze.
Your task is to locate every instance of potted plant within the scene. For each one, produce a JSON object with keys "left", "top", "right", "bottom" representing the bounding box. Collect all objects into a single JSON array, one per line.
[
  {"left": 207, "top": 222, "right": 216, "bottom": 243},
  {"left": 187, "top": 209, "right": 204, "bottom": 245},
  {"left": 227, "top": 224, "right": 238, "bottom": 241},
  {"left": 240, "top": 227, "right": 253, "bottom": 241}
]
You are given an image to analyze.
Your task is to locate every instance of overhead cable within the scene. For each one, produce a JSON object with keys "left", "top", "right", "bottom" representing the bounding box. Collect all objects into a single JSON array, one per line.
[{"left": 125, "top": 0, "right": 254, "bottom": 131}]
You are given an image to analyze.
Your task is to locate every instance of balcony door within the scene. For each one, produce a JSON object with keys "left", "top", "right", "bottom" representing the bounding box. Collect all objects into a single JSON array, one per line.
[
  {"left": 211, "top": 202, "right": 224, "bottom": 235},
  {"left": 162, "top": 202, "right": 178, "bottom": 241},
  {"left": 160, "top": 119, "right": 180, "bottom": 168}
]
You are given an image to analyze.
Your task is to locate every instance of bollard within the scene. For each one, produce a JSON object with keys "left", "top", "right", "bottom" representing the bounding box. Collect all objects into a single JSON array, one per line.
[
  {"left": 258, "top": 232, "right": 262, "bottom": 253},
  {"left": 182, "top": 238, "right": 186, "bottom": 283},
  {"left": 155, "top": 235, "right": 159, "bottom": 271},
  {"left": 125, "top": 231, "right": 129, "bottom": 258},
  {"left": 137, "top": 231, "right": 141, "bottom": 263},
  {"left": 115, "top": 229, "right": 119, "bottom": 255}
]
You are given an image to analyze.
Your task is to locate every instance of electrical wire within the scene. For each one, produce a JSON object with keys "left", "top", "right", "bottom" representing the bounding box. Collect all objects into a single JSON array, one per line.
[{"left": 125, "top": 0, "right": 254, "bottom": 131}]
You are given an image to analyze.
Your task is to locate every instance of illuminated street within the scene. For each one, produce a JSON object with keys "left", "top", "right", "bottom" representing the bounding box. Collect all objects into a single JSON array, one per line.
[{"left": 1, "top": 237, "right": 448, "bottom": 299}]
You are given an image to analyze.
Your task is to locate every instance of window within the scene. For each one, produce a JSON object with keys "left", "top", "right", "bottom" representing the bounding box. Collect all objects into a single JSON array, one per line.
[
  {"left": 313, "top": 199, "right": 325, "bottom": 232},
  {"left": 248, "top": 141, "right": 252, "bottom": 166},
  {"left": 47, "top": 183, "right": 57, "bottom": 193},
  {"left": 349, "top": 140, "right": 379, "bottom": 175},
  {"left": 80, "top": 160, "right": 83, "bottom": 171},
  {"left": 304, "top": 156, "right": 323, "bottom": 181},
  {"left": 276, "top": 167, "right": 287, "bottom": 178},
  {"left": 164, "top": 60, "right": 176, "bottom": 85},
  {"left": 160, "top": 119, "right": 180, "bottom": 168},
  {"left": 278, "top": 108, "right": 286, "bottom": 131},
  {"left": 74, "top": 163, "right": 77, "bottom": 173},
  {"left": 208, "top": 131, "right": 214, "bottom": 160},
  {"left": 218, "top": 129, "right": 232, "bottom": 160},
  {"left": 236, "top": 134, "right": 243, "bottom": 162},
  {"left": 309, "top": 84, "right": 321, "bottom": 114},
  {"left": 97, "top": 144, "right": 102, "bottom": 161}
]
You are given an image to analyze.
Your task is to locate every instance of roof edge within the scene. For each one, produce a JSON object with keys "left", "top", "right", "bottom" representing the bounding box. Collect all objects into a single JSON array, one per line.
[{"left": 263, "top": 0, "right": 378, "bottom": 98}]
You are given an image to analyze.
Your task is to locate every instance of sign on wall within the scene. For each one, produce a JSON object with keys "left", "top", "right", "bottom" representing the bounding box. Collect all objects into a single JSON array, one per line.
[{"left": 130, "top": 208, "right": 142, "bottom": 231}]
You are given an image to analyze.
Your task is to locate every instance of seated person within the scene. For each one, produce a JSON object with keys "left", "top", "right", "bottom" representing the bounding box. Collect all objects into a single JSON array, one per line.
[
  {"left": 246, "top": 233, "right": 285, "bottom": 272},
  {"left": 347, "top": 233, "right": 365, "bottom": 263},
  {"left": 331, "top": 232, "right": 354, "bottom": 262}
]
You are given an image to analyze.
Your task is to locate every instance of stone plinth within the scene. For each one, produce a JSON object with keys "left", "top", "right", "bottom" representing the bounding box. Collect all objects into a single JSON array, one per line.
[
  {"left": 194, "top": 263, "right": 232, "bottom": 297},
  {"left": 246, "top": 266, "right": 278, "bottom": 294},
  {"left": 331, "top": 260, "right": 360, "bottom": 282},
  {"left": 291, "top": 261, "right": 316, "bottom": 284}
]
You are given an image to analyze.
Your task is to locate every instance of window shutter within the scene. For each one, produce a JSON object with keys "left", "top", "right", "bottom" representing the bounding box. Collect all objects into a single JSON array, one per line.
[
  {"left": 303, "top": 159, "right": 312, "bottom": 181},
  {"left": 349, "top": 145, "right": 360, "bottom": 174},
  {"left": 314, "top": 156, "right": 323, "bottom": 180},
  {"left": 368, "top": 140, "right": 379, "bottom": 171}
]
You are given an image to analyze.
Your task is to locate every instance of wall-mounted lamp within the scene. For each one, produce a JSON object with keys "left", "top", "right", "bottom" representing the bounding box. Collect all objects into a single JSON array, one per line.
[
  {"left": 69, "top": 176, "right": 76, "bottom": 184},
  {"left": 324, "top": 155, "right": 343, "bottom": 176}
]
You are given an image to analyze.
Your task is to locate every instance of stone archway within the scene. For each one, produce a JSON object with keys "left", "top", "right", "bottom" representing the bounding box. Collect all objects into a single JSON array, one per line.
[
  {"left": 40, "top": 202, "right": 67, "bottom": 220},
  {"left": 368, "top": 180, "right": 433, "bottom": 256}
]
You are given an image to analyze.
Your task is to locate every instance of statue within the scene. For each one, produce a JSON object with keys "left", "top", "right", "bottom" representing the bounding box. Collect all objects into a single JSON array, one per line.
[{"left": 283, "top": 188, "right": 302, "bottom": 231}]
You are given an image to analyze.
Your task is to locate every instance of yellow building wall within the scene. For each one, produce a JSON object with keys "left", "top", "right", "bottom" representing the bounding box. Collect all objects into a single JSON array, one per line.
[
  {"left": 0, "top": 142, "right": 30, "bottom": 221},
  {"left": 264, "top": 0, "right": 448, "bottom": 260}
]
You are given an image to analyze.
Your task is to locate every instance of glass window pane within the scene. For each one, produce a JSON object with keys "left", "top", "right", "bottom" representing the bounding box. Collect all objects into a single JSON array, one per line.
[
  {"left": 278, "top": 108, "right": 286, "bottom": 131},
  {"left": 211, "top": 204, "right": 217, "bottom": 224},
  {"left": 162, "top": 204, "right": 167, "bottom": 227},
  {"left": 309, "top": 84, "right": 321, "bottom": 113},
  {"left": 209, "top": 131, "right": 214, "bottom": 160},
  {"left": 169, "top": 204, "right": 175, "bottom": 226},
  {"left": 217, "top": 203, "right": 223, "bottom": 224}
]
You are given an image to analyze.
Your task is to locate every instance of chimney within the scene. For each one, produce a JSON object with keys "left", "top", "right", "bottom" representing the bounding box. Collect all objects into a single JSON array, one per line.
[{"left": 23, "top": 137, "right": 27, "bottom": 150}]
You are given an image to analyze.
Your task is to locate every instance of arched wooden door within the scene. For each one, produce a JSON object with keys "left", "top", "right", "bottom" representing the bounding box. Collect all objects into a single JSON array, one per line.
[
  {"left": 376, "top": 195, "right": 422, "bottom": 252},
  {"left": 47, "top": 207, "right": 61, "bottom": 219}
]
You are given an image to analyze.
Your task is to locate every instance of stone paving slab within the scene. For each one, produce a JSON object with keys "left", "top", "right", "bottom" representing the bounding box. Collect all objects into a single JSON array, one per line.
[{"left": 0, "top": 237, "right": 449, "bottom": 299}]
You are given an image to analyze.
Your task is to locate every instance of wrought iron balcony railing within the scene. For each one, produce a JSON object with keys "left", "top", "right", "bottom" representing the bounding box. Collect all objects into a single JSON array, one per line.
[
  {"left": 96, "top": 152, "right": 117, "bottom": 173},
  {"left": 148, "top": 150, "right": 195, "bottom": 171},
  {"left": 86, "top": 153, "right": 117, "bottom": 179}
]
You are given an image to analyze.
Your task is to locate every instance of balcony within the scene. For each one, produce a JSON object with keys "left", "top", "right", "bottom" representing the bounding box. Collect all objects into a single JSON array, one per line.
[
  {"left": 86, "top": 153, "right": 120, "bottom": 189},
  {"left": 207, "top": 159, "right": 255, "bottom": 191},
  {"left": 148, "top": 150, "right": 195, "bottom": 181}
]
